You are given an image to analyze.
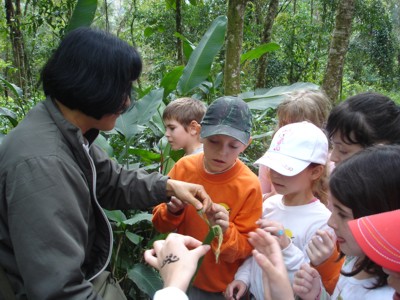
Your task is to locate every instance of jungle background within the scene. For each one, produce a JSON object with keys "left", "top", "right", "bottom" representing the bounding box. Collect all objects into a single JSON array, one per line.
[{"left": 1, "top": 0, "right": 400, "bottom": 298}]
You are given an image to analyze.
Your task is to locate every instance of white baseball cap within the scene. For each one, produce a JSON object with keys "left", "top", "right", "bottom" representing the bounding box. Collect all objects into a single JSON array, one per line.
[{"left": 255, "top": 121, "right": 328, "bottom": 176}]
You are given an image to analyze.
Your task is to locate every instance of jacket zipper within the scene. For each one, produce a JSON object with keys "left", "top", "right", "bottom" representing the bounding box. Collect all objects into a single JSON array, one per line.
[{"left": 82, "top": 143, "right": 114, "bottom": 282}]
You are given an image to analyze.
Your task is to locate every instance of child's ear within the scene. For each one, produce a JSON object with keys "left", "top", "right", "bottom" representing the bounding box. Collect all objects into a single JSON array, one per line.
[
  {"left": 310, "top": 164, "right": 324, "bottom": 180},
  {"left": 189, "top": 120, "right": 201, "bottom": 135}
]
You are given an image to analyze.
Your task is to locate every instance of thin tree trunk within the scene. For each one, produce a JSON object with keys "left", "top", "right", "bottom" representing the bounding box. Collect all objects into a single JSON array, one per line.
[
  {"left": 176, "top": 0, "right": 183, "bottom": 64},
  {"left": 224, "top": 0, "right": 248, "bottom": 96},
  {"left": 5, "top": 0, "right": 28, "bottom": 96},
  {"left": 104, "top": 0, "right": 109, "bottom": 32},
  {"left": 322, "top": 0, "right": 356, "bottom": 103},
  {"left": 255, "top": 0, "right": 279, "bottom": 88},
  {"left": 288, "top": 0, "right": 297, "bottom": 83}
]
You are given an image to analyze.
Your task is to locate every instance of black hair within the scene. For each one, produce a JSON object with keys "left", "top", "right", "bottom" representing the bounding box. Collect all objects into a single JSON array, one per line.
[
  {"left": 326, "top": 92, "right": 400, "bottom": 146},
  {"left": 41, "top": 27, "right": 142, "bottom": 119},
  {"left": 329, "top": 144, "right": 400, "bottom": 288}
]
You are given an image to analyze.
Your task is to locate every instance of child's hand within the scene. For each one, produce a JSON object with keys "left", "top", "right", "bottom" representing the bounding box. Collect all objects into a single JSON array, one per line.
[
  {"left": 206, "top": 203, "right": 229, "bottom": 233},
  {"left": 249, "top": 228, "right": 294, "bottom": 300},
  {"left": 256, "top": 218, "right": 290, "bottom": 249},
  {"left": 293, "top": 263, "right": 322, "bottom": 300},
  {"left": 224, "top": 280, "right": 247, "bottom": 300},
  {"left": 306, "top": 229, "right": 335, "bottom": 266},
  {"left": 166, "top": 196, "right": 186, "bottom": 215}
]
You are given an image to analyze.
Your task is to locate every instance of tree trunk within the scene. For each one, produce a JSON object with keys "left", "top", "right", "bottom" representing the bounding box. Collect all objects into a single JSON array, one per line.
[
  {"left": 176, "top": 0, "right": 183, "bottom": 64},
  {"left": 287, "top": 0, "right": 297, "bottom": 83},
  {"left": 322, "top": 0, "right": 356, "bottom": 104},
  {"left": 224, "top": 0, "right": 248, "bottom": 96},
  {"left": 5, "top": 0, "right": 29, "bottom": 96},
  {"left": 255, "top": 0, "right": 279, "bottom": 88},
  {"left": 104, "top": 0, "right": 110, "bottom": 32}
]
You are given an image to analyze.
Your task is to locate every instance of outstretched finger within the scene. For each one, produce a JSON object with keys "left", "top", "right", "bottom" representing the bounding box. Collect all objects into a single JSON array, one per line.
[{"left": 144, "top": 249, "right": 158, "bottom": 268}]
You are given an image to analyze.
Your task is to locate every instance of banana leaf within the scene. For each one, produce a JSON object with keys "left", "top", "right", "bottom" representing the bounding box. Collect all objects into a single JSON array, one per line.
[{"left": 177, "top": 15, "right": 227, "bottom": 95}]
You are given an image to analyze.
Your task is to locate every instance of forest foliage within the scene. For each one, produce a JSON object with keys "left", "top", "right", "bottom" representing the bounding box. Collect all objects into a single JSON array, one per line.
[{"left": 1, "top": 0, "right": 400, "bottom": 298}]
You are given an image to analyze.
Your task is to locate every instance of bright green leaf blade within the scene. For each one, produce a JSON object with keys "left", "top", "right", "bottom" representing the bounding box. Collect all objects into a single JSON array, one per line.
[
  {"left": 127, "top": 263, "right": 163, "bottom": 298},
  {"left": 0, "top": 107, "right": 18, "bottom": 127},
  {"left": 103, "top": 209, "right": 127, "bottom": 223},
  {"left": 160, "top": 66, "right": 184, "bottom": 98},
  {"left": 148, "top": 102, "right": 165, "bottom": 138},
  {"left": 125, "top": 231, "right": 143, "bottom": 245},
  {"left": 144, "top": 27, "right": 155, "bottom": 38},
  {"left": 123, "top": 212, "right": 153, "bottom": 225},
  {"left": 128, "top": 148, "right": 161, "bottom": 162},
  {"left": 65, "top": 0, "right": 97, "bottom": 33},
  {"left": 0, "top": 77, "right": 23, "bottom": 99},
  {"left": 240, "top": 42, "right": 280, "bottom": 63},
  {"left": 165, "top": 0, "right": 176, "bottom": 10},
  {"left": 177, "top": 15, "right": 227, "bottom": 95},
  {"left": 115, "top": 88, "right": 164, "bottom": 140},
  {"left": 174, "top": 32, "right": 195, "bottom": 60}
]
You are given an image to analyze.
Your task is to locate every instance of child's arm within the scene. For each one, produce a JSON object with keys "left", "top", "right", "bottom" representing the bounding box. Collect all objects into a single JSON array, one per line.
[
  {"left": 152, "top": 203, "right": 186, "bottom": 233},
  {"left": 152, "top": 165, "right": 187, "bottom": 233},
  {"left": 250, "top": 228, "right": 295, "bottom": 300},
  {"left": 225, "top": 257, "right": 252, "bottom": 300},
  {"left": 258, "top": 218, "right": 308, "bottom": 279},
  {"left": 293, "top": 263, "right": 330, "bottom": 300}
]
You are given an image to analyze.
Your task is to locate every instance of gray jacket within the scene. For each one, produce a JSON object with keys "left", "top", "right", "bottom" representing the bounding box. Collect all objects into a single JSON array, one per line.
[{"left": 0, "top": 99, "right": 169, "bottom": 299}]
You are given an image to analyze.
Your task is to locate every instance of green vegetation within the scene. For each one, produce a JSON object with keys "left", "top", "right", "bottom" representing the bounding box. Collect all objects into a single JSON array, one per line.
[{"left": 1, "top": 0, "right": 399, "bottom": 298}]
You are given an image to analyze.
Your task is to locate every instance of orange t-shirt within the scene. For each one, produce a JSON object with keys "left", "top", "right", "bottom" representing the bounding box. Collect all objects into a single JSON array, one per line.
[{"left": 152, "top": 153, "right": 263, "bottom": 293}]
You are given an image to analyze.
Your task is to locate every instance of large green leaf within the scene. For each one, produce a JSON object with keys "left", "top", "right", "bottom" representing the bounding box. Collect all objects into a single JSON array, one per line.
[
  {"left": 0, "top": 77, "right": 23, "bottom": 99},
  {"left": 0, "top": 107, "right": 18, "bottom": 127},
  {"left": 128, "top": 149, "right": 161, "bottom": 163},
  {"left": 174, "top": 32, "right": 195, "bottom": 60},
  {"left": 115, "top": 88, "right": 164, "bottom": 141},
  {"left": 127, "top": 263, "right": 163, "bottom": 298},
  {"left": 123, "top": 212, "right": 152, "bottom": 225},
  {"left": 65, "top": 0, "right": 97, "bottom": 33},
  {"left": 93, "top": 134, "right": 114, "bottom": 157},
  {"left": 241, "top": 82, "right": 320, "bottom": 111},
  {"left": 160, "top": 66, "right": 184, "bottom": 98},
  {"left": 103, "top": 209, "right": 127, "bottom": 224},
  {"left": 177, "top": 16, "right": 227, "bottom": 95},
  {"left": 240, "top": 42, "right": 280, "bottom": 63},
  {"left": 125, "top": 231, "right": 143, "bottom": 245}
]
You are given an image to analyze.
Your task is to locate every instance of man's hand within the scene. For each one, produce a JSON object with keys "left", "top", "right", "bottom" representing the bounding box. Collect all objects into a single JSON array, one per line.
[{"left": 166, "top": 179, "right": 212, "bottom": 211}]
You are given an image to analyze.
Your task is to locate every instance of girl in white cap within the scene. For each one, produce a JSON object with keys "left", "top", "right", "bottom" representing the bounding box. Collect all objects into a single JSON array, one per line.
[{"left": 226, "top": 121, "right": 334, "bottom": 300}]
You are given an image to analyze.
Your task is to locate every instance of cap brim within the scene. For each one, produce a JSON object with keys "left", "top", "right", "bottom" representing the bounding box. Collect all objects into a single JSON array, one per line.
[
  {"left": 201, "top": 124, "right": 249, "bottom": 145},
  {"left": 254, "top": 152, "right": 310, "bottom": 176},
  {"left": 349, "top": 211, "right": 400, "bottom": 272}
]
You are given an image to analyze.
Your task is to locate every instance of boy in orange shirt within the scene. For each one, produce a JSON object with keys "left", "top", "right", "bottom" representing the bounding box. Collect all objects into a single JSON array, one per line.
[{"left": 152, "top": 96, "right": 263, "bottom": 300}]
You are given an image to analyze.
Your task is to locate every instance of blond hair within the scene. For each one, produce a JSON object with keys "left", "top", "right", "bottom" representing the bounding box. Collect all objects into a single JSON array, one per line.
[
  {"left": 163, "top": 97, "right": 207, "bottom": 130},
  {"left": 278, "top": 89, "right": 331, "bottom": 205},
  {"left": 277, "top": 89, "right": 331, "bottom": 128}
]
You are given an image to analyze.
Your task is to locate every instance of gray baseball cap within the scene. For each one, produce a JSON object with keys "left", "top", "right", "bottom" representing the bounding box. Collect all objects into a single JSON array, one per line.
[{"left": 200, "top": 96, "right": 252, "bottom": 145}]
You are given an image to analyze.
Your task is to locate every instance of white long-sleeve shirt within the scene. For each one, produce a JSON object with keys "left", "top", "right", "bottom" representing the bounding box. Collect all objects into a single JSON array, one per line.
[
  {"left": 329, "top": 257, "right": 394, "bottom": 299},
  {"left": 154, "top": 287, "right": 188, "bottom": 300},
  {"left": 235, "top": 194, "right": 332, "bottom": 299}
]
